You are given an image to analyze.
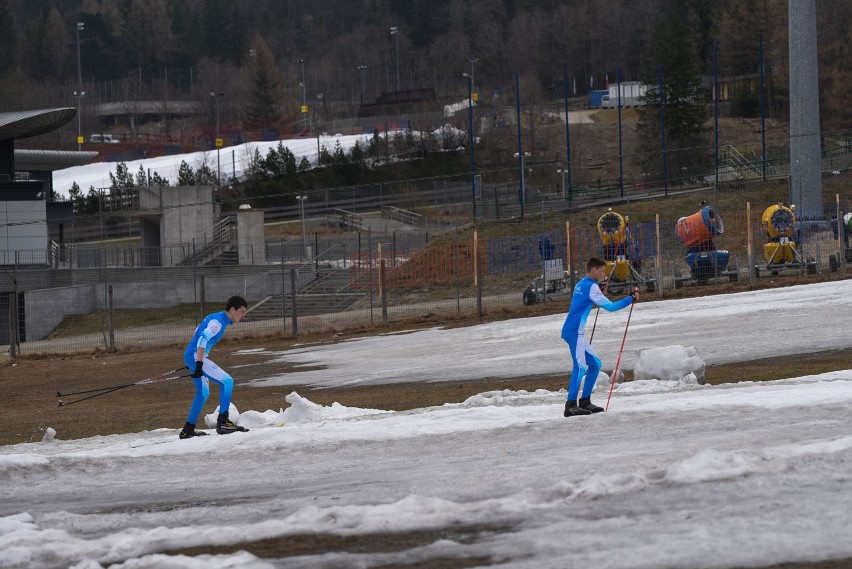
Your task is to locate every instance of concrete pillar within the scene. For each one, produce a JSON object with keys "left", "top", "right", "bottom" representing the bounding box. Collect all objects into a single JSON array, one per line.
[
  {"left": 237, "top": 205, "right": 265, "bottom": 265},
  {"left": 789, "top": 0, "right": 823, "bottom": 220}
]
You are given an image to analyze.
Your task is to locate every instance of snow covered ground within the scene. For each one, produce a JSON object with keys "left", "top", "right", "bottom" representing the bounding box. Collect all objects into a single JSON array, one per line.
[{"left": 2, "top": 281, "right": 852, "bottom": 568}]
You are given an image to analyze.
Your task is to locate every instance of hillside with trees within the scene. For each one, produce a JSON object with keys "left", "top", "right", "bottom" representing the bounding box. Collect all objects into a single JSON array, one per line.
[{"left": 0, "top": 0, "right": 848, "bottom": 130}]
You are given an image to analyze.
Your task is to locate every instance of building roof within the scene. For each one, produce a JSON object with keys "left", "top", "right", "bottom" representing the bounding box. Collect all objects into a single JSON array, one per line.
[
  {"left": 14, "top": 149, "right": 98, "bottom": 171},
  {"left": 0, "top": 108, "right": 76, "bottom": 142}
]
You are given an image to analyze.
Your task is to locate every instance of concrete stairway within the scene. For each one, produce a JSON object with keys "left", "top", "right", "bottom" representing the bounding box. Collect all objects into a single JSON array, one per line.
[{"left": 243, "top": 267, "right": 364, "bottom": 321}]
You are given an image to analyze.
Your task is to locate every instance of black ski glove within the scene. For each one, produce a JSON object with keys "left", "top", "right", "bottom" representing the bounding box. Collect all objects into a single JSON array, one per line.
[
  {"left": 629, "top": 288, "right": 639, "bottom": 302},
  {"left": 191, "top": 361, "right": 204, "bottom": 378}
]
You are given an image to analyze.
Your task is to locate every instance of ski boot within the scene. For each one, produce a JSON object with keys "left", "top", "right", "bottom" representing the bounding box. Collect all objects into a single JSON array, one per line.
[
  {"left": 179, "top": 422, "right": 209, "bottom": 439},
  {"left": 216, "top": 413, "right": 249, "bottom": 435},
  {"left": 564, "top": 400, "right": 593, "bottom": 417},
  {"left": 579, "top": 397, "right": 605, "bottom": 413}
]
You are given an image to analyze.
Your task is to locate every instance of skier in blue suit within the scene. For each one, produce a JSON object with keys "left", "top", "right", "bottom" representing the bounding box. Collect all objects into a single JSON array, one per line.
[
  {"left": 561, "top": 257, "right": 636, "bottom": 417},
  {"left": 179, "top": 295, "right": 249, "bottom": 439}
]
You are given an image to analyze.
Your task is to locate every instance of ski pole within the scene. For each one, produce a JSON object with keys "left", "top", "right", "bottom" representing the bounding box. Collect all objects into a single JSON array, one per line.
[
  {"left": 57, "top": 366, "right": 189, "bottom": 407},
  {"left": 605, "top": 299, "right": 635, "bottom": 412}
]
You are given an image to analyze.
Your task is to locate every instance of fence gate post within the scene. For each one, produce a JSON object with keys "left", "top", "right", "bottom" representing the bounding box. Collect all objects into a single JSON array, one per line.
[
  {"left": 837, "top": 194, "right": 846, "bottom": 279},
  {"left": 474, "top": 230, "right": 482, "bottom": 317},
  {"left": 107, "top": 285, "right": 115, "bottom": 353},
  {"left": 290, "top": 268, "right": 298, "bottom": 336},
  {"left": 281, "top": 242, "right": 287, "bottom": 334},
  {"left": 8, "top": 273, "right": 18, "bottom": 358},
  {"left": 655, "top": 213, "right": 664, "bottom": 298},
  {"left": 747, "top": 202, "right": 756, "bottom": 288},
  {"left": 378, "top": 243, "right": 388, "bottom": 326}
]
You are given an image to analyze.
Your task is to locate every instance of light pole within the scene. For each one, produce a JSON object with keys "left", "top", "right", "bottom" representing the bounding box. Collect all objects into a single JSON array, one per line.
[
  {"left": 296, "top": 195, "right": 308, "bottom": 260},
  {"left": 389, "top": 26, "right": 400, "bottom": 91},
  {"left": 298, "top": 58, "right": 309, "bottom": 134},
  {"left": 75, "top": 22, "right": 85, "bottom": 151},
  {"left": 210, "top": 91, "right": 223, "bottom": 187},
  {"left": 466, "top": 56, "right": 478, "bottom": 99},
  {"left": 515, "top": 151, "right": 531, "bottom": 208},
  {"left": 556, "top": 169, "right": 570, "bottom": 201},
  {"left": 357, "top": 63, "right": 367, "bottom": 104},
  {"left": 463, "top": 73, "right": 476, "bottom": 219}
]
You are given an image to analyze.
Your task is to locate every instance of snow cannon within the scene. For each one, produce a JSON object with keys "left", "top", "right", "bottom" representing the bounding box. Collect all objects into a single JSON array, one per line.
[
  {"left": 676, "top": 205, "right": 724, "bottom": 248},
  {"left": 759, "top": 203, "right": 816, "bottom": 275},
  {"left": 674, "top": 204, "right": 732, "bottom": 286},
  {"left": 761, "top": 203, "right": 797, "bottom": 264},
  {"left": 597, "top": 210, "right": 631, "bottom": 282},
  {"left": 595, "top": 209, "right": 654, "bottom": 293}
]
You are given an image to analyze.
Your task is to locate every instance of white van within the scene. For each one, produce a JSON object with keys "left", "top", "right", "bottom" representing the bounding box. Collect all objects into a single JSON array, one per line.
[{"left": 89, "top": 134, "right": 120, "bottom": 144}]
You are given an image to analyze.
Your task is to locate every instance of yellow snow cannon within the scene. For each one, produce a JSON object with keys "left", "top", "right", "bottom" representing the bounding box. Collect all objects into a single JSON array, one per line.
[
  {"left": 761, "top": 203, "right": 797, "bottom": 264},
  {"left": 596, "top": 209, "right": 654, "bottom": 292},
  {"left": 757, "top": 203, "right": 816, "bottom": 275}
]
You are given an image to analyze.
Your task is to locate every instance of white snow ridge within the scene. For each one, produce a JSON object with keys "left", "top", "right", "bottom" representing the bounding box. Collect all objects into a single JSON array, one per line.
[{"left": 3, "top": 282, "right": 852, "bottom": 568}]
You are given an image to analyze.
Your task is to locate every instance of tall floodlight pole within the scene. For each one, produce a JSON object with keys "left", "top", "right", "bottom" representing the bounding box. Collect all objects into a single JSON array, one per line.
[
  {"left": 515, "top": 72, "right": 526, "bottom": 218},
  {"left": 298, "top": 58, "right": 309, "bottom": 134},
  {"left": 357, "top": 63, "right": 367, "bottom": 104},
  {"left": 466, "top": 57, "right": 478, "bottom": 96},
  {"left": 789, "top": 0, "right": 822, "bottom": 220},
  {"left": 390, "top": 27, "right": 400, "bottom": 91},
  {"left": 296, "top": 195, "right": 308, "bottom": 259},
  {"left": 75, "top": 22, "right": 85, "bottom": 151},
  {"left": 464, "top": 73, "right": 476, "bottom": 219},
  {"left": 210, "top": 92, "right": 223, "bottom": 187},
  {"left": 562, "top": 63, "right": 573, "bottom": 203}
]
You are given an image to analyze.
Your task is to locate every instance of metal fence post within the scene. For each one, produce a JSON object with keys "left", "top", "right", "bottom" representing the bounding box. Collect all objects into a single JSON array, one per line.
[
  {"left": 837, "top": 194, "right": 846, "bottom": 279},
  {"left": 281, "top": 241, "right": 287, "bottom": 333},
  {"left": 107, "top": 284, "right": 115, "bottom": 353},
  {"left": 655, "top": 213, "right": 664, "bottom": 298},
  {"left": 8, "top": 271, "right": 18, "bottom": 358},
  {"left": 378, "top": 243, "right": 387, "bottom": 326},
  {"left": 199, "top": 275, "right": 206, "bottom": 316},
  {"left": 747, "top": 202, "right": 756, "bottom": 288},
  {"left": 290, "top": 268, "right": 298, "bottom": 336},
  {"left": 474, "top": 230, "right": 482, "bottom": 317}
]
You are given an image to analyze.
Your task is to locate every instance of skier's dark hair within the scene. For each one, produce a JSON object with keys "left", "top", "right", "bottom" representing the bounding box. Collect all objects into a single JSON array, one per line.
[
  {"left": 226, "top": 295, "right": 248, "bottom": 311},
  {"left": 587, "top": 257, "right": 606, "bottom": 272}
]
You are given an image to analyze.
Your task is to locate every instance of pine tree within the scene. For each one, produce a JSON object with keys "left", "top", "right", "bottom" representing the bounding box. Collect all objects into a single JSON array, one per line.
[
  {"left": 243, "top": 33, "right": 282, "bottom": 128},
  {"left": 635, "top": 9, "right": 710, "bottom": 180},
  {"left": 177, "top": 160, "right": 196, "bottom": 185},
  {"left": 0, "top": 0, "right": 17, "bottom": 78}
]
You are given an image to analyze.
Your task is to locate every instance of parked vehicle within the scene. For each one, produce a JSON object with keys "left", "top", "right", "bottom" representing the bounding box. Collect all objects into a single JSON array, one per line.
[{"left": 89, "top": 133, "right": 120, "bottom": 144}]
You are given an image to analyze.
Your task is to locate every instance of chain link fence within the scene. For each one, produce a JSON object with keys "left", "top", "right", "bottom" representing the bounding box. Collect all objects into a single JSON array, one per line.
[{"left": 3, "top": 172, "right": 852, "bottom": 356}]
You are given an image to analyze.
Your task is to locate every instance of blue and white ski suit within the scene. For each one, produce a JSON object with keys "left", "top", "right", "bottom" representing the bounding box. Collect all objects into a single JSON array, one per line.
[
  {"left": 183, "top": 311, "right": 235, "bottom": 424},
  {"left": 561, "top": 277, "right": 633, "bottom": 401}
]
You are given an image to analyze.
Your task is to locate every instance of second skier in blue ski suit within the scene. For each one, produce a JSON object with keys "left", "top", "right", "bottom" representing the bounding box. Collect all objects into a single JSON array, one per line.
[
  {"left": 179, "top": 295, "right": 249, "bottom": 439},
  {"left": 561, "top": 257, "right": 636, "bottom": 416}
]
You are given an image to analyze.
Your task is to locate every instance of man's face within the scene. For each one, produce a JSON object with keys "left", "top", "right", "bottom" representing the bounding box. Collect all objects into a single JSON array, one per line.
[
  {"left": 589, "top": 265, "right": 607, "bottom": 282},
  {"left": 228, "top": 306, "right": 247, "bottom": 323}
]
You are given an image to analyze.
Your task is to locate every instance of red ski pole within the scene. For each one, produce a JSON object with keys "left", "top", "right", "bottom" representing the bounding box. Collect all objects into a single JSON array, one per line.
[{"left": 605, "top": 298, "right": 635, "bottom": 411}]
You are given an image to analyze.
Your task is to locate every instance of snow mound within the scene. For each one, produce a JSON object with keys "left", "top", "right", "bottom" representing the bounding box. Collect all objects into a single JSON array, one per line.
[
  {"left": 634, "top": 345, "right": 706, "bottom": 384},
  {"left": 280, "top": 392, "right": 386, "bottom": 424},
  {"left": 461, "top": 389, "right": 554, "bottom": 407},
  {"left": 41, "top": 427, "right": 56, "bottom": 443},
  {"left": 202, "top": 403, "right": 241, "bottom": 429}
]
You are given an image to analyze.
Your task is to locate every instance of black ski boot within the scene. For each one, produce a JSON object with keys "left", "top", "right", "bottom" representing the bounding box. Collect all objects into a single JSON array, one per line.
[
  {"left": 216, "top": 413, "right": 249, "bottom": 435},
  {"left": 179, "top": 422, "right": 209, "bottom": 439},
  {"left": 579, "top": 397, "right": 605, "bottom": 413},
  {"left": 564, "top": 400, "right": 593, "bottom": 417}
]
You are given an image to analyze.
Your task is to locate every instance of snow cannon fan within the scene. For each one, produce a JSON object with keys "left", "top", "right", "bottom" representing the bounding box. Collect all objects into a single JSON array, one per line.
[
  {"left": 675, "top": 205, "right": 730, "bottom": 283},
  {"left": 676, "top": 205, "right": 724, "bottom": 248},
  {"left": 761, "top": 203, "right": 798, "bottom": 264},
  {"left": 597, "top": 209, "right": 630, "bottom": 282}
]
